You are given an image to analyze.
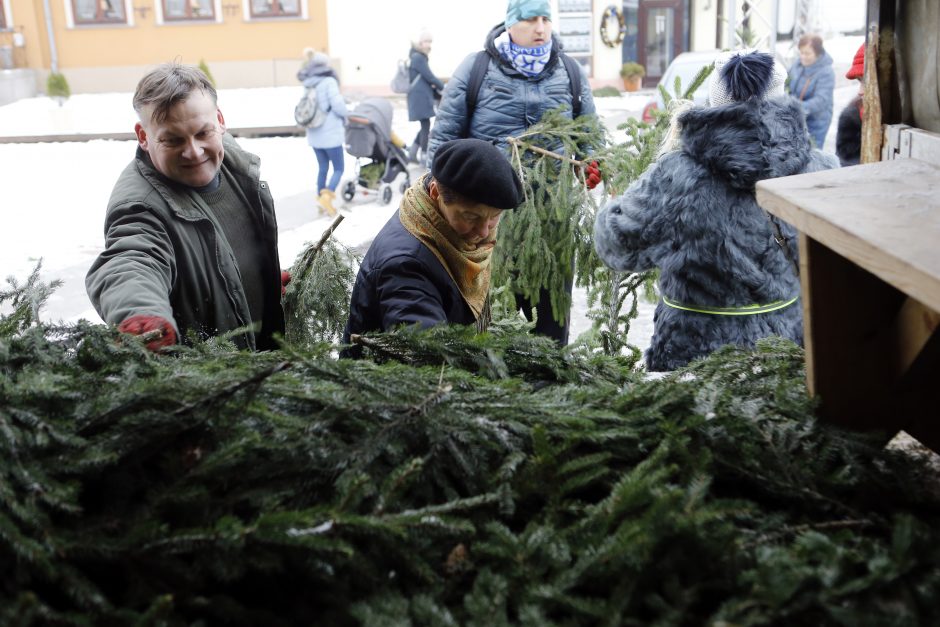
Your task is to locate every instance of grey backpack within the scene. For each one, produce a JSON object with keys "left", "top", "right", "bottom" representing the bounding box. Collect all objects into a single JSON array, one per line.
[
  {"left": 390, "top": 59, "right": 411, "bottom": 94},
  {"left": 294, "top": 87, "right": 328, "bottom": 128}
]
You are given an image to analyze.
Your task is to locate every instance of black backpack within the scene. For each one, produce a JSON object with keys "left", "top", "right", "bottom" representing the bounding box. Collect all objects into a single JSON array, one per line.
[{"left": 461, "top": 50, "right": 583, "bottom": 137}]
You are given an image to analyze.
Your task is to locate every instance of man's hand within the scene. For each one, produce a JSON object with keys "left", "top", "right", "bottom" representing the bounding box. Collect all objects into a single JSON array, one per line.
[
  {"left": 281, "top": 270, "right": 292, "bottom": 297},
  {"left": 118, "top": 315, "right": 177, "bottom": 352},
  {"left": 584, "top": 160, "right": 602, "bottom": 190}
]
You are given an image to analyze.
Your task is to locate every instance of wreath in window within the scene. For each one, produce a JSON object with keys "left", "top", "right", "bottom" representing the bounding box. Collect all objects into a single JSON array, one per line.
[{"left": 600, "top": 5, "right": 626, "bottom": 48}]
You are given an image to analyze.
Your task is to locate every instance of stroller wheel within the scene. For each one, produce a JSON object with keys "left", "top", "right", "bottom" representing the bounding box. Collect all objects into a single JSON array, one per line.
[
  {"left": 342, "top": 181, "right": 356, "bottom": 202},
  {"left": 380, "top": 184, "right": 393, "bottom": 205},
  {"left": 399, "top": 177, "right": 410, "bottom": 194}
]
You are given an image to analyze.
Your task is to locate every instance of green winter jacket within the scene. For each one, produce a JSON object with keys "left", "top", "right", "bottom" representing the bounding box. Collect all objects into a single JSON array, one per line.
[{"left": 86, "top": 133, "right": 284, "bottom": 350}]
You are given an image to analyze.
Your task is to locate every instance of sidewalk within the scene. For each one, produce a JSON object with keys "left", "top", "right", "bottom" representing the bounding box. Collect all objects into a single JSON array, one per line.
[{"left": 0, "top": 86, "right": 308, "bottom": 143}]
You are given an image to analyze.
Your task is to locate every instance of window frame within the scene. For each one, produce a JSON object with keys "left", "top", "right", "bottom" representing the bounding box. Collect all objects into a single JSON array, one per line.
[
  {"left": 67, "top": 0, "right": 133, "bottom": 26},
  {"left": 246, "top": 0, "right": 303, "bottom": 20},
  {"left": 158, "top": 0, "right": 220, "bottom": 23},
  {"left": 1, "top": 0, "right": 12, "bottom": 29}
]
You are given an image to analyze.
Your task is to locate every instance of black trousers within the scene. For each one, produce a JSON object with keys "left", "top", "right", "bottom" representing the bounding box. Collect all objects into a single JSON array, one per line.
[
  {"left": 412, "top": 119, "right": 431, "bottom": 152},
  {"left": 515, "top": 280, "right": 573, "bottom": 346}
]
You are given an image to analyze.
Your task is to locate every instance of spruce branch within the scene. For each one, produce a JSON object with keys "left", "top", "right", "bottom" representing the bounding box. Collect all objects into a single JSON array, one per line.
[
  {"left": 313, "top": 213, "right": 345, "bottom": 255},
  {"left": 283, "top": 214, "right": 357, "bottom": 348},
  {"left": 171, "top": 360, "right": 292, "bottom": 417},
  {"left": 506, "top": 136, "right": 585, "bottom": 167},
  {"left": 741, "top": 518, "right": 876, "bottom": 549}
]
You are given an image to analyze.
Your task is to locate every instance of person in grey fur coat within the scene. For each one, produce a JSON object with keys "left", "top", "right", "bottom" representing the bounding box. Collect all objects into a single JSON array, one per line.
[{"left": 594, "top": 50, "right": 840, "bottom": 371}]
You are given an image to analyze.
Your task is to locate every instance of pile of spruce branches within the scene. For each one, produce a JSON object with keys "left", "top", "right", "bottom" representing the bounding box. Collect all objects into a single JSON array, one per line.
[{"left": 2, "top": 275, "right": 940, "bottom": 626}]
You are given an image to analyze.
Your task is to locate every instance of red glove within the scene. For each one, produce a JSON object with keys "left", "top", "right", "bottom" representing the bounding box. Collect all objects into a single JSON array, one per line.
[
  {"left": 584, "top": 160, "right": 602, "bottom": 190},
  {"left": 118, "top": 314, "right": 177, "bottom": 352},
  {"left": 281, "top": 270, "right": 292, "bottom": 297}
]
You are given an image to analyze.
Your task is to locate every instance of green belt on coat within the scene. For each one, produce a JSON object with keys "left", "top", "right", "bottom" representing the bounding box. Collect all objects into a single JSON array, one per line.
[{"left": 662, "top": 294, "right": 800, "bottom": 316}]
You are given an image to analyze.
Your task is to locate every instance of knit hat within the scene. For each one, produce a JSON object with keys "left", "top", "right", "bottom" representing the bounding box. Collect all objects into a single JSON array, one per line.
[
  {"left": 505, "top": 0, "right": 551, "bottom": 29},
  {"left": 707, "top": 49, "right": 787, "bottom": 108},
  {"left": 432, "top": 139, "right": 523, "bottom": 210},
  {"left": 413, "top": 28, "right": 433, "bottom": 47},
  {"left": 845, "top": 43, "right": 865, "bottom": 79},
  {"left": 311, "top": 51, "right": 330, "bottom": 66}
]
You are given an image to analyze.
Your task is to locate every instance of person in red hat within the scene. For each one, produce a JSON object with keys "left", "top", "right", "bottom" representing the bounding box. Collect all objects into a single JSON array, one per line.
[{"left": 836, "top": 43, "right": 866, "bottom": 165}]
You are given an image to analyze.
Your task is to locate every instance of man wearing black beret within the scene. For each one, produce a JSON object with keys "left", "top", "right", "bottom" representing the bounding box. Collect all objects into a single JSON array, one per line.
[{"left": 342, "top": 139, "right": 523, "bottom": 354}]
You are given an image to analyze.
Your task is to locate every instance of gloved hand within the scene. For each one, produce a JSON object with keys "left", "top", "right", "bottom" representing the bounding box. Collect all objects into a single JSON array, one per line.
[
  {"left": 281, "top": 270, "right": 292, "bottom": 297},
  {"left": 118, "top": 314, "right": 176, "bottom": 352},
  {"left": 584, "top": 160, "right": 602, "bottom": 190}
]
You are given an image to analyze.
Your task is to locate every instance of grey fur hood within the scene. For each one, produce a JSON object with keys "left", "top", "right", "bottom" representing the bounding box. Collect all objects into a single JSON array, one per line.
[
  {"left": 678, "top": 96, "right": 813, "bottom": 189},
  {"left": 592, "top": 96, "right": 839, "bottom": 371}
]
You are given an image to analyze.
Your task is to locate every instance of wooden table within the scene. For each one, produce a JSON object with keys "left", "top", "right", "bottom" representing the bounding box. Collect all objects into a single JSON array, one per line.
[{"left": 756, "top": 158, "right": 940, "bottom": 450}]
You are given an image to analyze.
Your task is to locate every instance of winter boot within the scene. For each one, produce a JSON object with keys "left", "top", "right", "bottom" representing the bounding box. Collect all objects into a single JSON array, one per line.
[
  {"left": 317, "top": 189, "right": 337, "bottom": 216},
  {"left": 407, "top": 143, "right": 420, "bottom": 164}
]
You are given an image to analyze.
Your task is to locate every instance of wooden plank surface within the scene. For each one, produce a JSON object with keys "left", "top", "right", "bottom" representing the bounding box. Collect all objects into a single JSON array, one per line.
[{"left": 756, "top": 158, "right": 940, "bottom": 312}]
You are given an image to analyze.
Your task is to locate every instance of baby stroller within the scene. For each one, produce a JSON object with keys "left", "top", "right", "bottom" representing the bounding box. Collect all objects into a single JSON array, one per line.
[{"left": 342, "top": 97, "right": 410, "bottom": 205}]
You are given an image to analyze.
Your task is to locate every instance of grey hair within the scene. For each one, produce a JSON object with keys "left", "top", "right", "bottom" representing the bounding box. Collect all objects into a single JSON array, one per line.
[
  {"left": 133, "top": 62, "right": 217, "bottom": 125},
  {"left": 412, "top": 29, "right": 433, "bottom": 47}
]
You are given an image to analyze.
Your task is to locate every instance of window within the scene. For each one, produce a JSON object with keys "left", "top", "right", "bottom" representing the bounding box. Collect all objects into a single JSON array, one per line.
[
  {"left": 163, "top": 0, "right": 215, "bottom": 21},
  {"left": 250, "top": 0, "right": 299, "bottom": 18},
  {"left": 71, "top": 0, "right": 127, "bottom": 24}
]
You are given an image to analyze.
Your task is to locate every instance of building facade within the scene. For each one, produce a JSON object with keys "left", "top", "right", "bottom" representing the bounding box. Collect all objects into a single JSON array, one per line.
[
  {"left": 0, "top": 0, "right": 755, "bottom": 99},
  {"left": 0, "top": 0, "right": 329, "bottom": 96}
]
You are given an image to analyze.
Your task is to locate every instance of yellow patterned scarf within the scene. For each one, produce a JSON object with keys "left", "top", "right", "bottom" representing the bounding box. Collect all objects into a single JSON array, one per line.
[{"left": 398, "top": 176, "right": 495, "bottom": 320}]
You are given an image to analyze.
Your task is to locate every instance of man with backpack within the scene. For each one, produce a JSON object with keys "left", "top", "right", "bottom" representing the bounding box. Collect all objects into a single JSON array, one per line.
[{"left": 425, "top": 0, "right": 600, "bottom": 345}]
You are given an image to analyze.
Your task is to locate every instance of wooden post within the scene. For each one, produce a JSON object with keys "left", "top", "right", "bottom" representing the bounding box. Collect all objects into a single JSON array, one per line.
[{"left": 861, "top": 0, "right": 901, "bottom": 164}]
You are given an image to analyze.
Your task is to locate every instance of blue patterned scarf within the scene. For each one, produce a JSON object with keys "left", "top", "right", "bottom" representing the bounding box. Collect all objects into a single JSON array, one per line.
[{"left": 496, "top": 32, "right": 552, "bottom": 78}]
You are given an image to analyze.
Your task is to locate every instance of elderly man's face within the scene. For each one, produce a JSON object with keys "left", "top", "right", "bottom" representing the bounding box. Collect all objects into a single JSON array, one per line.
[
  {"left": 430, "top": 180, "right": 504, "bottom": 247},
  {"left": 508, "top": 15, "right": 552, "bottom": 48},
  {"left": 135, "top": 89, "right": 226, "bottom": 188}
]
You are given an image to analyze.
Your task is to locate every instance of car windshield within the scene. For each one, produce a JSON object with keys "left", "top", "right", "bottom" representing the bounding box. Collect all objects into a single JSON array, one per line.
[{"left": 657, "top": 58, "right": 714, "bottom": 106}]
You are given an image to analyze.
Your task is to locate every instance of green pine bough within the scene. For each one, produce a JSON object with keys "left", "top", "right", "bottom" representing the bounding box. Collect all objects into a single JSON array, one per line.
[
  {"left": 494, "top": 63, "right": 713, "bottom": 356},
  {"left": 3, "top": 271, "right": 940, "bottom": 625},
  {"left": 283, "top": 214, "right": 359, "bottom": 348},
  {"left": 491, "top": 107, "right": 609, "bottom": 331}
]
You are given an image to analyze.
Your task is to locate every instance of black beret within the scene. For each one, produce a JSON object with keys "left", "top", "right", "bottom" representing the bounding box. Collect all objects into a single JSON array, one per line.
[{"left": 431, "top": 139, "right": 523, "bottom": 209}]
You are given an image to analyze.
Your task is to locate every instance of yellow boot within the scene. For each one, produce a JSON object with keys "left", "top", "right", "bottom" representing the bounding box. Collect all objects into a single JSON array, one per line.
[{"left": 317, "top": 188, "right": 337, "bottom": 216}]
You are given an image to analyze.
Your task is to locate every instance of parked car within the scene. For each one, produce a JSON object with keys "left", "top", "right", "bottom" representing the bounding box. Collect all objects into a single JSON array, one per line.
[{"left": 641, "top": 50, "right": 721, "bottom": 123}]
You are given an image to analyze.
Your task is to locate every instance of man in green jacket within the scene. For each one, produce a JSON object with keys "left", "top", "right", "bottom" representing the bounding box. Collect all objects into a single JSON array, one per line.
[{"left": 86, "top": 63, "right": 285, "bottom": 351}]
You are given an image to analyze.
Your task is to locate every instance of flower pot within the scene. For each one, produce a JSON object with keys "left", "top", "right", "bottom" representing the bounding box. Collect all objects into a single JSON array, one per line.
[{"left": 622, "top": 75, "right": 643, "bottom": 92}]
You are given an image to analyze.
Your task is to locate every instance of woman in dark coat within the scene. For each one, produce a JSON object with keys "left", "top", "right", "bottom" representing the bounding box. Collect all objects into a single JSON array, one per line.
[
  {"left": 836, "top": 43, "right": 865, "bottom": 166},
  {"left": 406, "top": 30, "right": 445, "bottom": 164}
]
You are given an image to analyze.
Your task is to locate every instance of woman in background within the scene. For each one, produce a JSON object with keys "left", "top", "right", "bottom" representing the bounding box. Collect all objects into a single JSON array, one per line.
[
  {"left": 787, "top": 34, "right": 835, "bottom": 149},
  {"left": 298, "top": 48, "right": 348, "bottom": 216},
  {"left": 406, "top": 30, "right": 445, "bottom": 165}
]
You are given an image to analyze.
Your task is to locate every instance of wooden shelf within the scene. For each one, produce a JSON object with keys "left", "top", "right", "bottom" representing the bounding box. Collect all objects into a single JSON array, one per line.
[
  {"left": 756, "top": 158, "right": 940, "bottom": 312},
  {"left": 756, "top": 157, "right": 940, "bottom": 450}
]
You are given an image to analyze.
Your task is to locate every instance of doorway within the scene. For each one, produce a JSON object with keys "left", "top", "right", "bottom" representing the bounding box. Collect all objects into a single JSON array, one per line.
[{"left": 638, "top": 0, "right": 685, "bottom": 87}]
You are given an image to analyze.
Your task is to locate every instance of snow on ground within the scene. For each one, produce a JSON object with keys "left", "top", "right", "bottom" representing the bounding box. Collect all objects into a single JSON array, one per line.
[{"left": 0, "top": 35, "right": 864, "bottom": 360}]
